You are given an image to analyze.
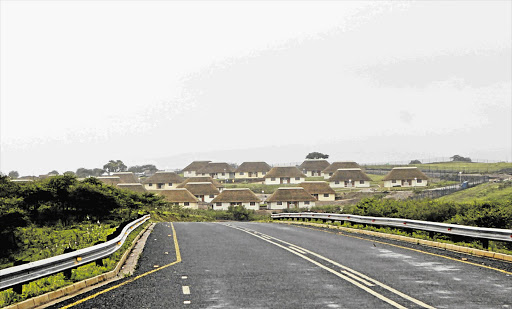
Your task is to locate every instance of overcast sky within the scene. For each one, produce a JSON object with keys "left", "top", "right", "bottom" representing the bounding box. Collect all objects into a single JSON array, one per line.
[{"left": 1, "top": 1, "right": 511, "bottom": 175}]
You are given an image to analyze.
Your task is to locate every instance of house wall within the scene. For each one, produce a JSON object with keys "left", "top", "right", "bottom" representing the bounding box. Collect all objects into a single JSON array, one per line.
[
  {"left": 181, "top": 202, "right": 198, "bottom": 209},
  {"left": 184, "top": 171, "right": 196, "bottom": 177},
  {"left": 384, "top": 179, "right": 428, "bottom": 188},
  {"left": 213, "top": 202, "right": 260, "bottom": 211},
  {"left": 317, "top": 193, "right": 336, "bottom": 201},
  {"left": 234, "top": 171, "right": 267, "bottom": 179},
  {"left": 144, "top": 183, "right": 179, "bottom": 190},
  {"left": 305, "top": 171, "right": 322, "bottom": 177},
  {"left": 267, "top": 201, "right": 314, "bottom": 210},
  {"left": 195, "top": 194, "right": 217, "bottom": 203},
  {"left": 265, "top": 177, "right": 305, "bottom": 185},
  {"left": 330, "top": 181, "right": 370, "bottom": 188},
  {"left": 200, "top": 172, "right": 233, "bottom": 180},
  {"left": 323, "top": 172, "right": 335, "bottom": 179}
]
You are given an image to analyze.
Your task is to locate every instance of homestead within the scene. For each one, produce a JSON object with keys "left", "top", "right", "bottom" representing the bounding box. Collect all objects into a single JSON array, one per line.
[
  {"left": 149, "top": 188, "right": 199, "bottom": 209},
  {"left": 382, "top": 167, "right": 429, "bottom": 188},
  {"left": 264, "top": 166, "right": 306, "bottom": 185},
  {"left": 182, "top": 161, "right": 211, "bottom": 177},
  {"left": 234, "top": 162, "right": 271, "bottom": 180},
  {"left": 299, "top": 181, "right": 336, "bottom": 201},
  {"left": 183, "top": 182, "right": 220, "bottom": 202},
  {"left": 177, "top": 176, "right": 224, "bottom": 191},
  {"left": 142, "top": 171, "right": 184, "bottom": 190},
  {"left": 299, "top": 159, "right": 330, "bottom": 177},
  {"left": 266, "top": 187, "right": 316, "bottom": 210},
  {"left": 322, "top": 162, "right": 360, "bottom": 179},
  {"left": 329, "top": 168, "right": 372, "bottom": 188},
  {"left": 211, "top": 188, "right": 261, "bottom": 211},
  {"left": 196, "top": 162, "right": 235, "bottom": 180}
]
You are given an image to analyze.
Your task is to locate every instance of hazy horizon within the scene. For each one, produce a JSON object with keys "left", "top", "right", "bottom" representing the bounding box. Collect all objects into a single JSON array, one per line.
[{"left": 1, "top": 1, "right": 511, "bottom": 176}]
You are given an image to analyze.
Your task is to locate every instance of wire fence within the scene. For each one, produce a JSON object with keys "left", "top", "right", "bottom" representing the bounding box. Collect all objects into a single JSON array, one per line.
[{"left": 408, "top": 176, "right": 489, "bottom": 200}]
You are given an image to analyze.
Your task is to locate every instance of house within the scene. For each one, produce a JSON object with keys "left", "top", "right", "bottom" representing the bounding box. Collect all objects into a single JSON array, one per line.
[
  {"left": 264, "top": 167, "right": 306, "bottom": 185},
  {"left": 142, "top": 171, "right": 184, "bottom": 190},
  {"left": 329, "top": 168, "right": 372, "bottom": 188},
  {"left": 299, "top": 159, "right": 330, "bottom": 177},
  {"left": 299, "top": 181, "right": 336, "bottom": 201},
  {"left": 117, "top": 183, "right": 146, "bottom": 193},
  {"left": 182, "top": 161, "right": 211, "bottom": 178},
  {"left": 322, "top": 162, "right": 361, "bottom": 179},
  {"left": 211, "top": 188, "right": 261, "bottom": 211},
  {"left": 382, "top": 167, "right": 428, "bottom": 188},
  {"left": 148, "top": 189, "right": 199, "bottom": 209},
  {"left": 97, "top": 176, "right": 121, "bottom": 186},
  {"left": 196, "top": 162, "right": 235, "bottom": 180},
  {"left": 112, "top": 172, "right": 139, "bottom": 183},
  {"left": 266, "top": 187, "right": 316, "bottom": 210},
  {"left": 183, "top": 182, "right": 220, "bottom": 203},
  {"left": 177, "top": 176, "right": 224, "bottom": 191},
  {"left": 234, "top": 162, "right": 271, "bottom": 180}
]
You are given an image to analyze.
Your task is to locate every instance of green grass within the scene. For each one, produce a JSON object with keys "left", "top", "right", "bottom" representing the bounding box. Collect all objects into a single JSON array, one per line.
[
  {"left": 437, "top": 181, "right": 512, "bottom": 203},
  {"left": 365, "top": 162, "right": 512, "bottom": 174}
]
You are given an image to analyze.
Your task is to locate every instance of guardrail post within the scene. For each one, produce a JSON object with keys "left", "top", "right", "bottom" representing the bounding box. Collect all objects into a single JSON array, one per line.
[
  {"left": 63, "top": 247, "right": 76, "bottom": 279},
  {"left": 480, "top": 239, "right": 489, "bottom": 250},
  {"left": 12, "top": 260, "right": 29, "bottom": 294}
]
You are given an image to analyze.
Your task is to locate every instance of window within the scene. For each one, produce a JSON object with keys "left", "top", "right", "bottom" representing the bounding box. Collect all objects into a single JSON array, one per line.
[
  {"left": 209, "top": 195, "right": 214, "bottom": 198},
  {"left": 271, "top": 178, "right": 276, "bottom": 181},
  {"left": 335, "top": 181, "right": 339, "bottom": 185},
  {"left": 222, "top": 172, "right": 225, "bottom": 176},
  {"left": 216, "top": 202, "right": 221, "bottom": 206},
  {"left": 184, "top": 202, "right": 189, "bottom": 206},
  {"left": 169, "top": 183, "right": 173, "bottom": 186},
  {"left": 360, "top": 180, "right": 364, "bottom": 184},
  {"left": 157, "top": 183, "right": 163, "bottom": 189},
  {"left": 324, "top": 194, "right": 329, "bottom": 197},
  {"left": 305, "top": 201, "right": 310, "bottom": 205},
  {"left": 240, "top": 172, "right": 244, "bottom": 175},
  {"left": 148, "top": 183, "right": 153, "bottom": 187},
  {"left": 417, "top": 179, "right": 422, "bottom": 183},
  {"left": 295, "top": 177, "right": 300, "bottom": 180},
  {"left": 392, "top": 180, "right": 396, "bottom": 183},
  {"left": 250, "top": 202, "right": 255, "bottom": 206},
  {"left": 277, "top": 202, "right": 282, "bottom": 205}
]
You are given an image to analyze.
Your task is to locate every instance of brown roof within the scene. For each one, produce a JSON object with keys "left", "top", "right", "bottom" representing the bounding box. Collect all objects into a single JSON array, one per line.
[
  {"left": 182, "top": 161, "right": 211, "bottom": 172},
  {"left": 177, "top": 176, "right": 224, "bottom": 190},
  {"left": 299, "top": 160, "right": 330, "bottom": 171},
  {"left": 117, "top": 183, "right": 146, "bottom": 193},
  {"left": 299, "top": 181, "right": 336, "bottom": 194},
  {"left": 197, "top": 162, "right": 235, "bottom": 174},
  {"left": 148, "top": 189, "right": 198, "bottom": 203},
  {"left": 235, "top": 162, "right": 271, "bottom": 173},
  {"left": 183, "top": 182, "right": 220, "bottom": 195},
  {"left": 323, "top": 162, "right": 361, "bottom": 173},
  {"left": 267, "top": 187, "right": 316, "bottom": 202},
  {"left": 112, "top": 172, "right": 138, "bottom": 183},
  {"left": 211, "top": 189, "right": 260, "bottom": 203},
  {"left": 142, "top": 171, "right": 184, "bottom": 184},
  {"left": 97, "top": 176, "right": 121, "bottom": 186},
  {"left": 264, "top": 167, "right": 306, "bottom": 178},
  {"left": 382, "top": 167, "right": 429, "bottom": 181},
  {"left": 329, "top": 168, "right": 372, "bottom": 182}
]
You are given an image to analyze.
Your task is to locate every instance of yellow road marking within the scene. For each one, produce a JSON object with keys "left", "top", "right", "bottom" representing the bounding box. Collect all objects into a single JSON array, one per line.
[
  {"left": 296, "top": 224, "right": 512, "bottom": 276},
  {"left": 60, "top": 222, "right": 182, "bottom": 309},
  {"left": 227, "top": 225, "right": 433, "bottom": 309}
]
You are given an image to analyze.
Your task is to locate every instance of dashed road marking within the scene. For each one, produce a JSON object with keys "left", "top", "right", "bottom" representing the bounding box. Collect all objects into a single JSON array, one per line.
[{"left": 182, "top": 286, "right": 191, "bottom": 295}]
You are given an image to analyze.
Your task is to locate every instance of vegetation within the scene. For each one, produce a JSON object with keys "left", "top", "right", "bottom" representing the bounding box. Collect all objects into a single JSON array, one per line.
[
  {"left": 103, "top": 159, "right": 127, "bottom": 174},
  {"left": 409, "top": 160, "right": 421, "bottom": 164},
  {"left": 306, "top": 152, "right": 329, "bottom": 159},
  {"left": 437, "top": 181, "right": 512, "bottom": 203},
  {"left": 450, "top": 154, "right": 472, "bottom": 162},
  {"left": 364, "top": 161, "right": 512, "bottom": 174},
  {"left": 8, "top": 171, "right": 19, "bottom": 179}
]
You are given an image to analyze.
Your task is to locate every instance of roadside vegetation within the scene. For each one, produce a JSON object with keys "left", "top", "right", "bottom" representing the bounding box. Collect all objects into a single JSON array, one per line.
[
  {"left": 364, "top": 161, "right": 512, "bottom": 174},
  {"left": 436, "top": 181, "right": 512, "bottom": 203}
]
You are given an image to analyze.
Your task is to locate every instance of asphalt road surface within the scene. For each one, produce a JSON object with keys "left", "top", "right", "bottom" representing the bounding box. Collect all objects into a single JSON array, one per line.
[{"left": 51, "top": 222, "right": 512, "bottom": 309}]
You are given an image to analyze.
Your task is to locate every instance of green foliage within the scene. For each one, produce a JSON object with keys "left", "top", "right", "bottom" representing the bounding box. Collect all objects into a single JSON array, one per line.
[
  {"left": 75, "top": 167, "right": 104, "bottom": 178},
  {"left": 227, "top": 205, "right": 252, "bottom": 221},
  {"left": 409, "top": 160, "right": 421, "bottom": 164},
  {"left": 8, "top": 171, "right": 19, "bottom": 179},
  {"left": 128, "top": 164, "right": 158, "bottom": 174},
  {"left": 103, "top": 160, "right": 127, "bottom": 174},
  {"left": 306, "top": 152, "right": 329, "bottom": 159},
  {"left": 450, "top": 154, "right": 472, "bottom": 162}
]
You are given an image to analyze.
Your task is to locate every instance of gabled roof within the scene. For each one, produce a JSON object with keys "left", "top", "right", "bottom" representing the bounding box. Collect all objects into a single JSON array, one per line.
[
  {"left": 266, "top": 187, "right": 316, "bottom": 202},
  {"left": 112, "top": 172, "right": 138, "bottom": 183},
  {"left": 182, "top": 161, "right": 211, "bottom": 172},
  {"left": 329, "top": 168, "right": 372, "bottom": 182},
  {"left": 323, "top": 162, "right": 361, "bottom": 173},
  {"left": 177, "top": 176, "right": 224, "bottom": 190},
  {"left": 235, "top": 162, "right": 271, "bottom": 173},
  {"left": 197, "top": 162, "right": 235, "bottom": 174},
  {"left": 264, "top": 166, "right": 306, "bottom": 178},
  {"left": 148, "top": 189, "right": 198, "bottom": 203},
  {"left": 299, "top": 160, "right": 330, "bottom": 171},
  {"left": 142, "top": 171, "right": 184, "bottom": 184},
  {"left": 117, "top": 183, "right": 146, "bottom": 193},
  {"left": 299, "top": 181, "right": 336, "bottom": 195},
  {"left": 97, "top": 176, "right": 121, "bottom": 186},
  {"left": 183, "top": 182, "right": 220, "bottom": 195},
  {"left": 382, "top": 167, "right": 429, "bottom": 181},
  {"left": 211, "top": 188, "right": 260, "bottom": 203}
]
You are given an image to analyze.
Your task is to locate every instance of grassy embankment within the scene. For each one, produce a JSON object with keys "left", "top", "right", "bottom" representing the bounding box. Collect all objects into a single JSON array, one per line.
[{"left": 364, "top": 161, "right": 512, "bottom": 174}]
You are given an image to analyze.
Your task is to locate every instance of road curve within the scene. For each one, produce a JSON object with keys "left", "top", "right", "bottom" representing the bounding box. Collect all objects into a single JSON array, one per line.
[{"left": 49, "top": 222, "right": 512, "bottom": 309}]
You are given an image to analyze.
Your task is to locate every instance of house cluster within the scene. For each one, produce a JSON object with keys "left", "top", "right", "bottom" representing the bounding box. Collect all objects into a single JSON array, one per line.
[{"left": 96, "top": 160, "right": 429, "bottom": 211}]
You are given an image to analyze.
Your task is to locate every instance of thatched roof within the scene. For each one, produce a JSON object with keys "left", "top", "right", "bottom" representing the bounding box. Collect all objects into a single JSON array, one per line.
[
  {"left": 183, "top": 182, "right": 220, "bottom": 195},
  {"left": 329, "top": 168, "right": 372, "bottom": 182},
  {"left": 211, "top": 189, "right": 260, "bottom": 203},
  {"left": 177, "top": 176, "right": 224, "bottom": 190},
  {"left": 323, "top": 162, "right": 361, "bottom": 173},
  {"left": 142, "top": 171, "right": 184, "bottom": 184},
  {"left": 299, "top": 160, "right": 330, "bottom": 171},
  {"left": 299, "top": 181, "right": 335, "bottom": 194},
  {"left": 97, "top": 176, "right": 121, "bottom": 186},
  {"left": 148, "top": 189, "right": 198, "bottom": 203},
  {"left": 264, "top": 167, "right": 306, "bottom": 178},
  {"left": 235, "top": 162, "right": 271, "bottom": 173},
  {"left": 182, "top": 161, "right": 211, "bottom": 172},
  {"left": 382, "top": 167, "right": 429, "bottom": 181},
  {"left": 117, "top": 183, "right": 146, "bottom": 193},
  {"left": 196, "top": 162, "right": 235, "bottom": 174},
  {"left": 112, "top": 172, "right": 138, "bottom": 184},
  {"left": 267, "top": 187, "right": 316, "bottom": 202}
]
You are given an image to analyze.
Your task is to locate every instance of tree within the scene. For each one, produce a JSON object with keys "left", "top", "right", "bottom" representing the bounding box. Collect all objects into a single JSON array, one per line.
[
  {"left": 128, "top": 164, "right": 158, "bottom": 174},
  {"left": 63, "top": 171, "right": 76, "bottom": 176},
  {"left": 8, "top": 171, "right": 19, "bottom": 179},
  {"left": 409, "top": 160, "right": 422, "bottom": 164},
  {"left": 48, "top": 170, "right": 60, "bottom": 175},
  {"left": 103, "top": 160, "right": 127, "bottom": 175},
  {"left": 306, "top": 152, "right": 329, "bottom": 159},
  {"left": 450, "top": 155, "right": 472, "bottom": 162}
]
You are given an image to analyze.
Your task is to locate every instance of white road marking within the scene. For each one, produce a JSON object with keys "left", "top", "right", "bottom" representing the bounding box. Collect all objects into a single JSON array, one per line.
[
  {"left": 182, "top": 286, "right": 191, "bottom": 295},
  {"left": 182, "top": 276, "right": 188, "bottom": 279}
]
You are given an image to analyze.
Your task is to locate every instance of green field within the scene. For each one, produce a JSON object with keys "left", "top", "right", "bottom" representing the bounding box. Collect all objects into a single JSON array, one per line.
[
  {"left": 364, "top": 162, "right": 512, "bottom": 174},
  {"left": 437, "top": 181, "right": 512, "bottom": 203}
]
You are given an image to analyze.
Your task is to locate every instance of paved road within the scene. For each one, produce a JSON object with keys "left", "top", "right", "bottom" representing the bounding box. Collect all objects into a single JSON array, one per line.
[{"left": 52, "top": 222, "right": 512, "bottom": 309}]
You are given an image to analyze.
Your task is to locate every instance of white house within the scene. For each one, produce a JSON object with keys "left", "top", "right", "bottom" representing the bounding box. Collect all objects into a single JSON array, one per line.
[
  {"left": 148, "top": 188, "right": 199, "bottom": 209},
  {"left": 329, "top": 168, "right": 372, "bottom": 188},
  {"left": 322, "top": 162, "right": 360, "bottom": 179},
  {"left": 182, "top": 161, "right": 211, "bottom": 178},
  {"left": 266, "top": 187, "right": 316, "bottom": 210},
  {"left": 234, "top": 162, "right": 271, "bottom": 180},
  {"left": 299, "top": 160, "right": 330, "bottom": 177},
  {"left": 264, "top": 167, "right": 306, "bottom": 185},
  {"left": 177, "top": 176, "right": 224, "bottom": 192},
  {"left": 382, "top": 167, "right": 429, "bottom": 188},
  {"left": 211, "top": 188, "right": 261, "bottom": 211},
  {"left": 299, "top": 181, "right": 336, "bottom": 201},
  {"left": 196, "top": 162, "right": 235, "bottom": 180},
  {"left": 142, "top": 171, "right": 184, "bottom": 190},
  {"left": 183, "top": 182, "right": 220, "bottom": 203}
]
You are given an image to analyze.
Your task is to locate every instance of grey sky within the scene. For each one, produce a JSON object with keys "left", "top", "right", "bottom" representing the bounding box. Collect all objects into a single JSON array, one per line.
[{"left": 1, "top": 1, "right": 511, "bottom": 175}]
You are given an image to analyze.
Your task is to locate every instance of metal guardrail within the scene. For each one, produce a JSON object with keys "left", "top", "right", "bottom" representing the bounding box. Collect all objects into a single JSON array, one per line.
[
  {"left": 272, "top": 213, "right": 512, "bottom": 243},
  {"left": 0, "top": 215, "right": 150, "bottom": 291}
]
